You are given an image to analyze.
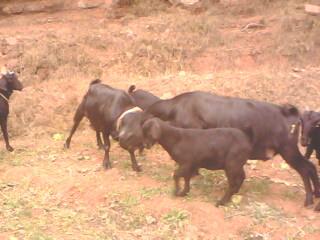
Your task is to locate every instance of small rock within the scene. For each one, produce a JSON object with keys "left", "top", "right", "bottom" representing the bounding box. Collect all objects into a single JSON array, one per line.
[
  {"left": 231, "top": 194, "right": 243, "bottom": 205},
  {"left": 179, "top": 71, "right": 186, "bottom": 77},
  {"left": 146, "top": 215, "right": 157, "bottom": 224},
  {"left": 2, "top": 4, "right": 24, "bottom": 14},
  {"left": 305, "top": 4, "right": 320, "bottom": 15},
  {"left": 112, "top": 0, "right": 133, "bottom": 7},
  {"left": 78, "top": 0, "right": 105, "bottom": 9},
  {"left": 169, "top": 0, "right": 201, "bottom": 6},
  {"left": 5, "top": 37, "right": 18, "bottom": 46},
  {"left": 134, "top": 229, "right": 143, "bottom": 236}
]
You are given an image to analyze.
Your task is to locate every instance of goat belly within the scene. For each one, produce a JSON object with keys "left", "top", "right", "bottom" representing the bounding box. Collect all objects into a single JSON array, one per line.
[{"left": 200, "top": 160, "right": 224, "bottom": 170}]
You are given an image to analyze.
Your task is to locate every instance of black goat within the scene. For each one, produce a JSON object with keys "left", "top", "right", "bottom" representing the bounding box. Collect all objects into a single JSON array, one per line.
[
  {"left": 119, "top": 90, "right": 320, "bottom": 209},
  {"left": 142, "top": 117, "right": 252, "bottom": 206},
  {"left": 300, "top": 110, "right": 320, "bottom": 166},
  {"left": 64, "top": 79, "right": 143, "bottom": 172},
  {"left": 0, "top": 71, "right": 23, "bottom": 152}
]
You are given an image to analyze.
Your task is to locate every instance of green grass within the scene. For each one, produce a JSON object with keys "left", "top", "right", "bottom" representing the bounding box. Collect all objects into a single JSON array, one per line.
[
  {"left": 163, "top": 209, "right": 189, "bottom": 227},
  {"left": 244, "top": 178, "right": 271, "bottom": 196}
]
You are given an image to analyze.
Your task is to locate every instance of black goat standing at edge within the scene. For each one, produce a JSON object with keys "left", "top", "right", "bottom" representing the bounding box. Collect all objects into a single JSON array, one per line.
[
  {"left": 300, "top": 110, "right": 320, "bottom": 166},
  {"left": 0, "top": 70, "right": 23, "bottom": 152}
]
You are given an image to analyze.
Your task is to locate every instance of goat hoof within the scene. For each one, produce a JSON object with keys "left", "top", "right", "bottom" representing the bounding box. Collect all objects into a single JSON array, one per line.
[
  {"left": 6, "top": 146, "right": 14, "bottom": 152},
  {"left": 304, "top": 197, "right": 314, "bottom": 207},
  {"left": 103, "top": 164, "right": 112, "bottom": 170},
  {"left": 175, "top": 191, "right": 187, "bottom": 197},
  {"left": 215, "top": 200, "right": 227, "bottom": 207},
  {"left": 133, "top": 166, "right": 142, "bottom": 172},
  {"left": 315, "top": 203, "right": 320, "bottom": 211},
  {"left": 98, "top": 145, "right": 104, "bottom": 150},
  {"left": 64, "top": 143, "right": 70, "bottom": 149}
]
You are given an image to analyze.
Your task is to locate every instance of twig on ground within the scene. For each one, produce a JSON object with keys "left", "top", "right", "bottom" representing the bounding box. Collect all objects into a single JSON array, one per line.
[{"left": 241, "top": 22, "right": 266, "bottom": 32}]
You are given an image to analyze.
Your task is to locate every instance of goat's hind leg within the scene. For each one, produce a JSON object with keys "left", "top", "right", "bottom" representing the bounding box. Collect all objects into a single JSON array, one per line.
[
  {"left": 280, "top": 144, "right": 318, "bottom": 206},
  {"left": 64, "top": 101, "right": 85, "bottom": 149}
]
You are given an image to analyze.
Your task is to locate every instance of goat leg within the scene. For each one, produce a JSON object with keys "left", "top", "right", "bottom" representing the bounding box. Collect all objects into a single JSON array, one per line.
[
  {"left": 173, "top": 165, "right": 192, "bottom": 196},
  {"left": 216, "top": 167, "right": 245, "bottom": 207},
  {"left": 305, "top": 145, "right": 313, "bottom": 160},
  {"left": 102, "top": 132, "right": 112, "bottom": 169},
  {"left": 96, "top": 131, "right": 104, "bottom": 149},
  {"left": 0, "top": 116, "right": 13, "bottom": 152},
  {"left": 129, "top": 150, "right": 141, "bottom": 172}
]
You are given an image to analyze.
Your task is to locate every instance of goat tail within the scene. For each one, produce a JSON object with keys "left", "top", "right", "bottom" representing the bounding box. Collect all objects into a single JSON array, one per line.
[
  {"left": 90, "top": 79, "right": 102, "bottom": 85},
  {"left": 128, "top": 85, "right": 136, "bottom": 93}
]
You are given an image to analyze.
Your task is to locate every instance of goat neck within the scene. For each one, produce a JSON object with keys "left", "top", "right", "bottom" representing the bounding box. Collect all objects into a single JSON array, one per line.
[{"left": 157, "top": 121, "right": 181, "bottom": 152}]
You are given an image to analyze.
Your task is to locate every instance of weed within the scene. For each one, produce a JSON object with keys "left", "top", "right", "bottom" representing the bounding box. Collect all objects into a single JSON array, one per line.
[
  {"left": 282, "top": 189, "right": 299, "bottom": 200},
  {"left": 163, "top": 209, "right": 189, "bottom": 228},
  {"left": 139, "top": 187, "right": 163, "bottom": 199},
  {"left": 191, "top": 169, "right": 226, "bottom": 200},
  {"left": 277, "top": 15, "right": 320, "bottom": 63},
  {"left": 129, "top": 0, "right": 169, "bottom": 17},
  {"left": 245, "top": 178, "right": 271, "bottom": 196}
]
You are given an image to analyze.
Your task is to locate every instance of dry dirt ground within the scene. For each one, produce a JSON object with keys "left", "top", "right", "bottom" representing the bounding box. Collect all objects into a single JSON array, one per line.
[{"left": 1, "top": 1, "right": 320, "bottom": 239}]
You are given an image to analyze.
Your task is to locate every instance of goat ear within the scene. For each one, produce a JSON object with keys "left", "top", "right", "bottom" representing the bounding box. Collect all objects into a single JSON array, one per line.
[
  {"left": 128, "top": 85, "right": 136, "bottom": 93},
  {"left": 149, "top": 120, "right": 161, "bottom": 140}
]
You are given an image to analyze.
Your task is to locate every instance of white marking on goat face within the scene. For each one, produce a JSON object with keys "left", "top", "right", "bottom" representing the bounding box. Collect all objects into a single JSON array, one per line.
[
  {"left": 116, "top": 107, "right": 142, "bottom": 131},
  {"left": 119, "top": 129, "right": 127, "bottom": 138}
]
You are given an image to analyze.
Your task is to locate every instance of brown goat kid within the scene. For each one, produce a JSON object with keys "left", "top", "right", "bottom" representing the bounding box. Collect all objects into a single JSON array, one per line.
[{"left": 142, "top": 117, "right": 252, "bottom": 206}]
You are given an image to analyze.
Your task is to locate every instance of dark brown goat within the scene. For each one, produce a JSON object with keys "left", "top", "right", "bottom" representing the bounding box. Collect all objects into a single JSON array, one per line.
[
  {"left": 64, "top": 80, "right": 143, "bottom": 171},
  {"left": 142, "top": 117, "right": 252, "bottom": 206},
  {"left": 0, "top": 71, "right": 23, "bottom": 152}
]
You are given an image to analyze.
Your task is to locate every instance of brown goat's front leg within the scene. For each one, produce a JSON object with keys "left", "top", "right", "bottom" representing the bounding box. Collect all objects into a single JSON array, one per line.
[
  {"left": 173, "top": 165, "right": 192, "bottom": 197},
  {"left": 0, "top": 116, "right": 13, "bottom": 152},
  {"left": 178, "top": 175, "right": 191, "bottom": 197},
  {"left": 102, "top": 132, "right": 111, "bottom": 169},
  {"left": 216, "top": 167, "right": 245, "bottom": 207},
  {"left": 129, "top": 151, "right": 141, "bottom": 172},
  {"left": 305, "top": 145, "right": 313, "bottom": 160}
]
